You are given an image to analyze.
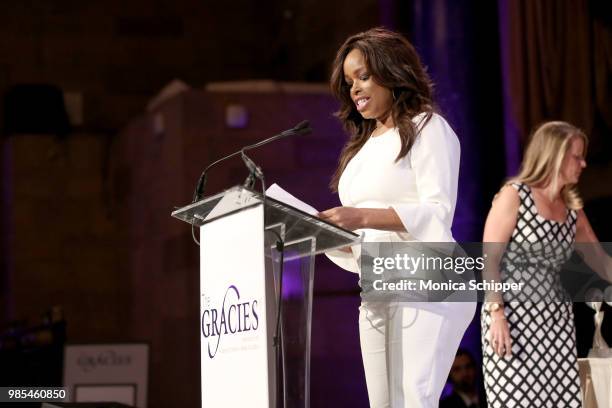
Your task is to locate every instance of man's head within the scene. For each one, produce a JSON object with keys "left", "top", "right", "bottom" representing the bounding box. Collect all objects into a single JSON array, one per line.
[{"left": 448, "top": 348, "right": 477, "bottom": 393}]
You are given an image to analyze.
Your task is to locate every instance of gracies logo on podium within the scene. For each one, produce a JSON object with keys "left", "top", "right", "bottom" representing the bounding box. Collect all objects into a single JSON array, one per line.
[{"left": 201, "top": 285, "right": 260, "bottom": 359}]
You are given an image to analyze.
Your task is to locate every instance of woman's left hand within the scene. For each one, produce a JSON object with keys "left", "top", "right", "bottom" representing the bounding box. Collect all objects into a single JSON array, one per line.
[{"left": 318, "top": 206, "right": 365, "bottom": 230}]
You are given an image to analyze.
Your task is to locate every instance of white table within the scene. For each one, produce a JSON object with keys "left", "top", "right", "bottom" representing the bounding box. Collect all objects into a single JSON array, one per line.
[{"left": 579, "top": 357, "right": 612, "bottom": 408}]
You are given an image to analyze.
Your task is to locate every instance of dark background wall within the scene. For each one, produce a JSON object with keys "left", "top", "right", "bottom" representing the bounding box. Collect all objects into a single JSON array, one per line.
[
  {"left": 0, "top": 0, "right": 381, "bottom": 130},
  {"left": 0, "top": 0, "right": 380, "bottom": 326},
  {"left": 0, "top": 2, "right": 384, "bottom": 407}
]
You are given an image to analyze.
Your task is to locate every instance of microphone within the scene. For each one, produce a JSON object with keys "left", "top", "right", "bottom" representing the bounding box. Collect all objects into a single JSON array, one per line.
[
  {"left": 192, "top": 120, "right": 312, "bottom": 202},
  {"left": 242, "top": 120, "right": 311, "bottom": 152},
  {"left": 241, "top": 151, "right": 263, "bottom": 178},
  {"left": 241, "top": 151, "right": 263, "bottom": 188}
]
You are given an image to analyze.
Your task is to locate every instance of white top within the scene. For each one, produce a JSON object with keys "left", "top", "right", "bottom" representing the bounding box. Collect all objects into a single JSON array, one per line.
[{"left": 326, "top": 112, "right": 461, "bottom": 273}]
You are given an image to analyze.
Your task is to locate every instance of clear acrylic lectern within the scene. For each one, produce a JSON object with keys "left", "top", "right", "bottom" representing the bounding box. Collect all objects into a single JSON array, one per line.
[{"left": 172, "top": 186, "right": 360, "bottom": 408}]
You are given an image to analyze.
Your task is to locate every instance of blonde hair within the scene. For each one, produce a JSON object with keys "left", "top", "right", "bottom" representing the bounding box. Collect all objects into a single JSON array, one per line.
[{"left": 507, "top": 121, "right": 588, "bottom": 210}]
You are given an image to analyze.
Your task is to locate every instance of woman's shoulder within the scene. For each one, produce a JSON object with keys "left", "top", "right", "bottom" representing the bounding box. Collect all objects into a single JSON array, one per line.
[
  {"left": 411, "top": 112, "right": 459, "bottom": 149},
  {"left": 412, "top": 111, "right": 451, "bottom": 129},
  {"left": 491, "top": 183, "right": 521, "bottom": 210},
  {"left": 497, "top": 183, "right": 521, "bottom": 199},
  {"left": 491, "top": 183, "right": 521, "bottom": 222}
]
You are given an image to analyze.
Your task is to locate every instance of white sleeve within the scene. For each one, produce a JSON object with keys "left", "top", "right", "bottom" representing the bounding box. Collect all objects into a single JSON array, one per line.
[
  {"left": 325, "top": 248, "right": 360, "bottom": 274},
  {"left": 390, "top": 114, "right": 460, "bottom": 242}
]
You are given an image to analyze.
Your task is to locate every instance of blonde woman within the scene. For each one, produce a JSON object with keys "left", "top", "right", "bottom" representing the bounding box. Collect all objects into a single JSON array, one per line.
[{"left": 481, "top": 121, "right": 612, "bottom": 407}]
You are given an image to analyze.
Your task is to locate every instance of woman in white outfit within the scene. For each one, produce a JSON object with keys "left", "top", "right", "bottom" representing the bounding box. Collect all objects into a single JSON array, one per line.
[{"left": 319, "top": 28, "right": 475, "bottom": 407}]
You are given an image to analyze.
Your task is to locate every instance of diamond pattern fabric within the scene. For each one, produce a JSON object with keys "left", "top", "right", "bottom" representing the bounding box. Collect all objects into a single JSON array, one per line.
[{"left": 481, "top": 183, "right": 581, "bottom": 407}]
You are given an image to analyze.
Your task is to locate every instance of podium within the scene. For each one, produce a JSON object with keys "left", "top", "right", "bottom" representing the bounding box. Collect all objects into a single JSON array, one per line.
[{"left": 172, "top": 186, "right": 360, "bottom": 408}]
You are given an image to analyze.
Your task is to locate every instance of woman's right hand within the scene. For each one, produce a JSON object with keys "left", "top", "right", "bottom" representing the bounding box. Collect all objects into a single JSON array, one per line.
[{"left": 488, "top": 309, "right": 512, "bottom": 357}]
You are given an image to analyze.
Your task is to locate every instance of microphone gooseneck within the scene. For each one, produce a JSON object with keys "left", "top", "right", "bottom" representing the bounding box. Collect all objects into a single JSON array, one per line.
[{"left": 192, "top": 120, "right": 312, "bottom": 202}]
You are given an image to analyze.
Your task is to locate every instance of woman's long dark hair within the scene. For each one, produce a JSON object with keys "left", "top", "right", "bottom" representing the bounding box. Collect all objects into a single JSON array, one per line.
[{"left": 329, "top": 27, "right": 435, "bottom": 191}]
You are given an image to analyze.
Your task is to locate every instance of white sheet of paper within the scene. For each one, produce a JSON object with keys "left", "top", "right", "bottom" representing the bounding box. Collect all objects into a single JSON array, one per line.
[
  {"left": 266, "top": 183, "right": 319, "bottom": 215},
  {"left": 205, "top": 188, "right": 260, "bottom": 221}
]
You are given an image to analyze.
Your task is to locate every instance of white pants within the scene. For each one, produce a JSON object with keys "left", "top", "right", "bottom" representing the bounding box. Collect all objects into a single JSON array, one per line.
[{"left": 359, "top": 301, "right": 475, "bottom": 408}]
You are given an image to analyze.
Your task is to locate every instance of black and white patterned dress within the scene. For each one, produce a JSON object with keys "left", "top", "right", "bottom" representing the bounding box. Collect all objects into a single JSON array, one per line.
[{"left": 481, "top": 183, "right": 582, "bottom": 407}]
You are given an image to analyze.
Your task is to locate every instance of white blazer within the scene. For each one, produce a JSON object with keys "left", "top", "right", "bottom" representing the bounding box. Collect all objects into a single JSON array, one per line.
[{"left": 326, "top": 112, "right": 461, "bottom": 273}]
